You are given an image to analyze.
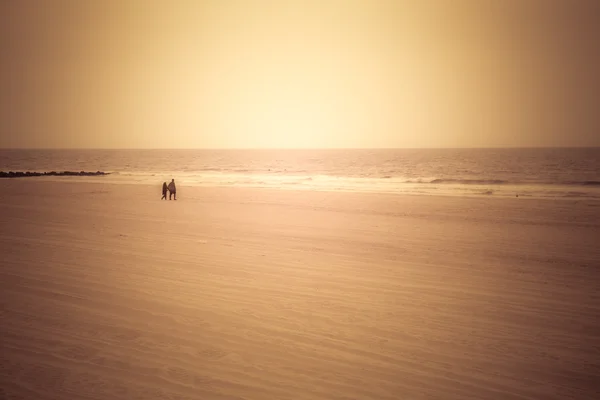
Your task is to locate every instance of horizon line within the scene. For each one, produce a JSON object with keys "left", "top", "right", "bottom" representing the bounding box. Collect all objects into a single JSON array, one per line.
[{"left": 1, "top": 146, "right": 599, "bottom": 151}]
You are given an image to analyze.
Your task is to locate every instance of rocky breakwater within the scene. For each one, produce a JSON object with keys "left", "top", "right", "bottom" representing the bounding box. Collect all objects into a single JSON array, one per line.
[{"left": 0, "top": 171, "right": 110, "bottom": 178}]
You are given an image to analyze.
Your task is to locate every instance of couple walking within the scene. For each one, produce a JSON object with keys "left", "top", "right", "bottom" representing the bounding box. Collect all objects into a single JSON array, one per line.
[{"left": 161, "top": 179, "right": 177, "bottom": 200}]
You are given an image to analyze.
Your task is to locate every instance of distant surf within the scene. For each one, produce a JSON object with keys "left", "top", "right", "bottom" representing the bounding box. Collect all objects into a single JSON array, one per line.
[
  {"left": 408, "top": 178, "right": 600, "bottom": 187},
  {"left": 1, "top": 148, "right": 599, "bottom": 200}
]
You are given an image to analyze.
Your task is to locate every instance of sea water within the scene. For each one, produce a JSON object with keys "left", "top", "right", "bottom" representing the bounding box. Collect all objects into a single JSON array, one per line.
[{"left": 1, "top": 148, "right": 599, "bottom": 199}]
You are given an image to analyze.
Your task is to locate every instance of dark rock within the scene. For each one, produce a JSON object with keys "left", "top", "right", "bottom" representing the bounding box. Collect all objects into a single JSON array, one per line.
[{"left": 0, "top": 170, "right": 109, "bottom": 178}]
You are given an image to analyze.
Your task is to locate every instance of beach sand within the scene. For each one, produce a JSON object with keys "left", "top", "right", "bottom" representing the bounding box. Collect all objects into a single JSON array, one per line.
[{"left": 1, "top": 180, "right": 599, "bottom": 399}]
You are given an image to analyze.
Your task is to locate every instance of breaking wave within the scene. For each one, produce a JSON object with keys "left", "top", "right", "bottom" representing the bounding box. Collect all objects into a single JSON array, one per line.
[
  {"left": 406, "top": 178, "right": 600, "bottom": 186},
  {"left": 427, "top": 179, "right": 508, "bottom": 185}
]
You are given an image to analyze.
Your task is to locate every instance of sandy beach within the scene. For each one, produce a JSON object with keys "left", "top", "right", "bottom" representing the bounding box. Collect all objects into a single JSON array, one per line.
[{"left": 1, "top": 180, "right": 599, "bottom": 399}]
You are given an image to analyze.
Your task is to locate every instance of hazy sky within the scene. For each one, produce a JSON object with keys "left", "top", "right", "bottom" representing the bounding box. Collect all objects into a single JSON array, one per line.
[{"left": 1, "top": 0, "right": 599, "bottom": 149}]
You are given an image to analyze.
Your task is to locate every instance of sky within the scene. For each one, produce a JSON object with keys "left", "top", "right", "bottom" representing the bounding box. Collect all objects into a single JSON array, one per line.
[{"left": 1, "top": 0, "right": 599, "bottom": 149}]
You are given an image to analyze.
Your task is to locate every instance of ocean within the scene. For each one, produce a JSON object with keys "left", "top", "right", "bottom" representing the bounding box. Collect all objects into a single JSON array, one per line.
[{"left": 1, "top": 148, "right": 599, "bottom": 199}]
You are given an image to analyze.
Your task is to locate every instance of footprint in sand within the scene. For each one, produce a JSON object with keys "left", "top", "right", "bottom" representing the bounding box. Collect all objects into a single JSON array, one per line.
[
  {"left": 164, "top": 366, "right": 216, "bottom": 387},
  {"left": 113, "top": 329, "right": 142, "bottom": 341},
  {"left": 196, "top": 347, "right": 227, "bottom": 361},
  {"left": 57, "top": 345, "right": 98, "bottom": 362},
  {"left": 165, "top": 366, "right": 195, "bottom": 385}
]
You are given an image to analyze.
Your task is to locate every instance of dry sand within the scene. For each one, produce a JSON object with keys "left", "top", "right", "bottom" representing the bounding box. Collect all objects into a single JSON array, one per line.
[{"left": 1, "top": 180, "right": 599, "bottom": 399}]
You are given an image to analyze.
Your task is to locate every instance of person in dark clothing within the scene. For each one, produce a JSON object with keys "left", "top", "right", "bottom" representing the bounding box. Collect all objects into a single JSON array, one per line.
[
  {"left": 168, "top": 179, "right": 177, "bottom": 200},
  {"left": 161, "top": 182, "right": 168, "bottom": 200}
]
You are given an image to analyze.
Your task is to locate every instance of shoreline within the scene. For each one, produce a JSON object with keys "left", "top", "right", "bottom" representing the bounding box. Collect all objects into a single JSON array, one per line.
[
  {"left": 2, "top": 179, "right": 599, "bottom": 225},
  {"left": 1, "top": 176, "right": 599, "bottom": 203}
]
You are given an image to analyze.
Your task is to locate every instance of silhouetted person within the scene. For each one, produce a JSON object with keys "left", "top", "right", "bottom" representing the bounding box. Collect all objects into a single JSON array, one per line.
[
  {"left": 168, "top": 179, "right": 177, "bottom": 200},
  {"left": 161, "top": 182, "right": 168, "bottom": 200}
]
